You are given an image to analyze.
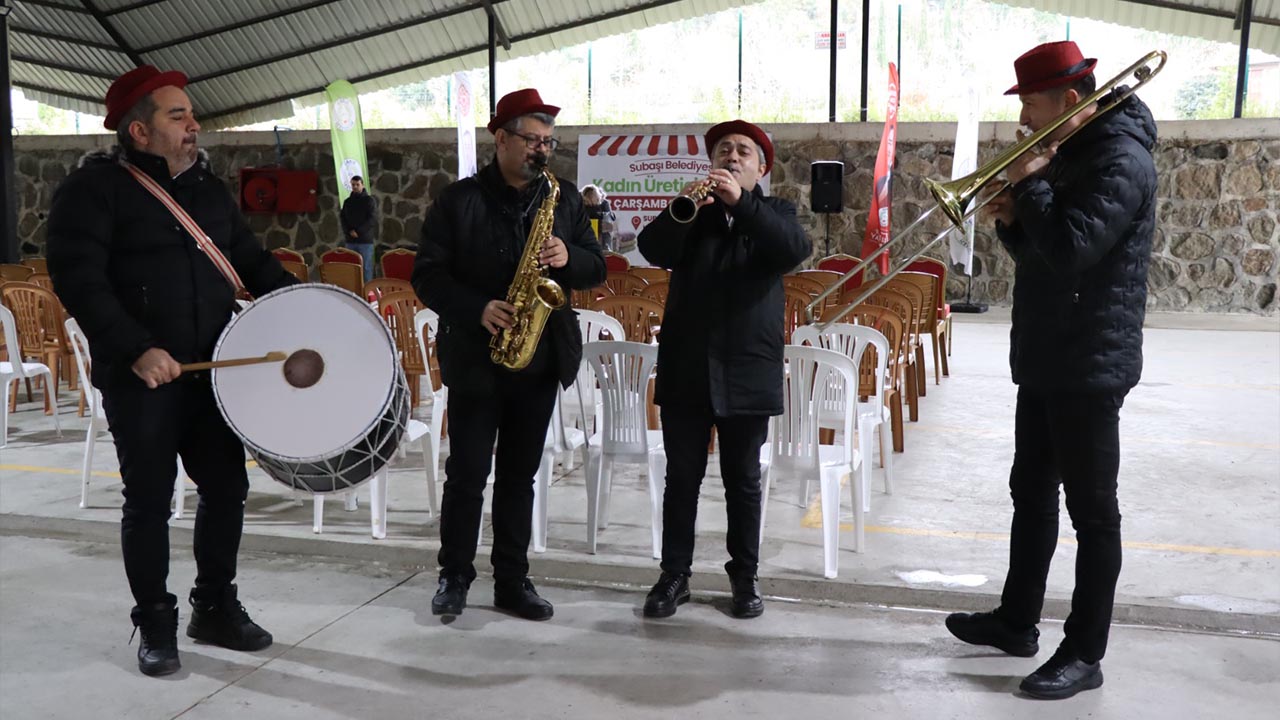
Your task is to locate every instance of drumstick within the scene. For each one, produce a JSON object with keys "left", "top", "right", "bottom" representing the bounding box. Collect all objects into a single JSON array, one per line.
[{"left": 180, "top": 351, "right": 287, "bottom": 373}]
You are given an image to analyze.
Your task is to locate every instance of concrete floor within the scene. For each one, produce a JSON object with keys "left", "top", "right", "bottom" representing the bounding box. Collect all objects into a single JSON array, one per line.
[
  {"left": 2, "top": 310, "right": 1278, "bottom": 716},
  {"left": 1, "top": 535, "right": 1277, "bottom": 720}
]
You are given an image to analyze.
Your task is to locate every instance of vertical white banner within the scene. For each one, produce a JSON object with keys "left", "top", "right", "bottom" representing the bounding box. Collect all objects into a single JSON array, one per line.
[
  {"left": 454, "top": 71, "right": 477, "bottom": 179},
  {"left": 949, "top": 83, "right": 981, "bottom": 276}
]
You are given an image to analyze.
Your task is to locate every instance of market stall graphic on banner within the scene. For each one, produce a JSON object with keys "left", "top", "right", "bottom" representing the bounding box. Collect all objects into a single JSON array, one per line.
[{"left": 579, "top": 134, "right": 770, "bottom": 261}]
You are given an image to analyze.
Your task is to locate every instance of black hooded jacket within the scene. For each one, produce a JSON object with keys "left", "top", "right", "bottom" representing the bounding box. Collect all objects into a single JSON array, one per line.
[
  {"left": 46, "top": 146, "right": 297, "bottom": 388},
  {"left": 996, "top": 89, "right": 1158, "bottom": 393},
  {"left": 411, "top": 160, "right": 607, "bottom": 394},
  {"left": 639, "top": 185, "right": 811, "bottom": 417}
]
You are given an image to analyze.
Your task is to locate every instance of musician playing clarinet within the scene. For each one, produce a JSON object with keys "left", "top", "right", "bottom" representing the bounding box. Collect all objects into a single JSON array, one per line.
[
  {"left": 46, "top": 67, "right": 295, "bottom": 677},
  {"left": 944, "top": 41, "right": 1157, "bottom": 700},
  {"left": 636, "top": 120, "right": 810, "bottom": 620}
]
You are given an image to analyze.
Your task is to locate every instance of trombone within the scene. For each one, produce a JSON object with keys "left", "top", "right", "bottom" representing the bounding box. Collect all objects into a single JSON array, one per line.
[{"left": 806, "top": 49, "right": 1166, "bottom": 331}]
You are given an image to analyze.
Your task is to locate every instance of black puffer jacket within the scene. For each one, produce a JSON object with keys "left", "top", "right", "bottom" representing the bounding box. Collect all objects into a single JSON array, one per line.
[
  {"left": 639, "top": 186, "right": 811, "bottom": 417},
  {"left": 997, "top": 89, "right": 1158, "bottom": 393},
  {"left": 412, "top": 160, "right": 606, "bottom": 394},
  {"left": 340, "top": 190, "right": 378, "bottom": 243},
  {"left": 46, "top": 147, "right": 297, "bottom": 388}
]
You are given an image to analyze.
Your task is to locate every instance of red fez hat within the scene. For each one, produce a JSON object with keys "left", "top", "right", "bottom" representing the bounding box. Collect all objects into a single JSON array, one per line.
[
  {"left": 104, "top": 65, "right": 189, "bottom": 130},
  {"left": 1004, "top": 41, "right": 1097, "bottom": 96},
  {"left": 487, "top": 88, "right": 560, "bottom": 135},
  {"left": 705, "top": 120, "right": 773, "bottom": 175}
]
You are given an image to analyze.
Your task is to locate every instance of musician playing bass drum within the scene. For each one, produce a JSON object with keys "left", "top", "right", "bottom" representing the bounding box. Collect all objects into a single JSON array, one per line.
[
  {"left": 637, "top": 120, "right": 811, "bottom": 620},
  {"left": 944, "top": 41, "right": 1157, "bottom": 700},
  {"left": 412, "top": 89, "right": 606, "bottom": 621},
  {"left": 46, "top": 66, "right": 296, "bottom": 677}
]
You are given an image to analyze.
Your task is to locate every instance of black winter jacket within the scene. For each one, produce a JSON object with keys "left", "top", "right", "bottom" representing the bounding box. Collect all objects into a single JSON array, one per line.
[
  {"left": 639, "top": 185, "right": 811, "bottom": 417},
  {"left": 997, "top": 89, "right": 1158, "bottom": 393},
  {"left": 340, "top": 190, "right": 378, "bottom": 243},
  {"left": 411, "top": 160, "right": 607, "bottom": 394},
  {"left": 46, "top": 147, "right": 297, "bottom": 389}
]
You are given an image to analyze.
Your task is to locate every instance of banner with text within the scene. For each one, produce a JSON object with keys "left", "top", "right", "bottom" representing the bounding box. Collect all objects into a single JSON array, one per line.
[
  {"left": 860, "top": 63, "right": 899, "bottom": 278},
  {"left": 949, "top": 81, "right": 980, "bottom": 276},
  {"left": 454, "top": 71, "right": 477, "bottom": 180},
  {"left": 578, "top": 134, "right": 771, "bottom": 263},
  {"left": 325, "top": 80, "right": 368, "bottom": 207}
]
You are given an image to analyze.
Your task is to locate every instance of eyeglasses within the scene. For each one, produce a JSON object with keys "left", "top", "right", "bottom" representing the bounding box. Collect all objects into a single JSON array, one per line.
[{"left": 506, "top": 130, "right": 559, "bottom": 152}]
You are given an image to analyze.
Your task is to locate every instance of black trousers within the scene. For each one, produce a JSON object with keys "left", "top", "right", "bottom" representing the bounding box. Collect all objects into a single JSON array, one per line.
[
  {"left": 101, "top": 378, "right": 250, "bottom": 609},
  {"left": 659, "top": 406, "right": 770, "bottom": 578},
  {"left": 998, "top": 386, "right": 1126, "bottom": 663},
  {"left": 437, "top": 371, "right": 559, "bottom": 583}
]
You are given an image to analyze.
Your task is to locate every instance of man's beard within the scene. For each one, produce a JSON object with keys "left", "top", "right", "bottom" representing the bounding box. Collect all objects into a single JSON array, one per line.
[
  {"left": 519, "top": 153, "right": 548, "bottom": 180},
  {"left": 166, "top": 137, "right": 199, "bottom": 175}
]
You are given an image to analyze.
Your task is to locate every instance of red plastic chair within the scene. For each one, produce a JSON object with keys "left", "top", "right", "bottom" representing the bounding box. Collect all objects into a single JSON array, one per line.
[
  {"left": 815, "top": 253, "right": 867, "bottom": 308},
  {"left": 603, "top": 252, "right": 631, "bottom": 273},
  {"left": 904, "top": 257, "right": 952, "bottom": 361},
  {"left": 321, "top": 247, "right": 364, "bottom": 267},
  {"left": 381, "top": 248, "right": 416, "bottom": 282}
]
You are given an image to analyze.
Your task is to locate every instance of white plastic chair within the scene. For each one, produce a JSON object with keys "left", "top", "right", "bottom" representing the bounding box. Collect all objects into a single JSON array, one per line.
[
  {"left": 413, "top": 308, "right": 449, "bottom": 517},
  {"left": 561, "top": 310, "right": 626, "bottom": 440},
  {"left": 793, "top": 323, "right": 894, "bottom": 510},
  {"left": 1, "top": 304, "right": 61, "bottom": 447},
  {"left": 582, "top": 341, "right": 665, "bottom": 558},
  {"left": 532, "top": 395, "right": 589, "bottom": 553},
  {"left": 763, "top": 345, "right": 863, "bottom": 578},
  {"left": 64, "top": 317, "right": 187, "bottom": 517}
]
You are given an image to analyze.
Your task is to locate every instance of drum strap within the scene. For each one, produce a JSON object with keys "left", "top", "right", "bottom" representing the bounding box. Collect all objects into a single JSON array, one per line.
[{"left": 121, "top": 161, "right": 250, "bottom": 299}]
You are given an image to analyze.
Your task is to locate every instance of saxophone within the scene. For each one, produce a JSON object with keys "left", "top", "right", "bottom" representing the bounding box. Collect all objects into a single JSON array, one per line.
[{"left": 489, "top": 165, "right": 568, "bottom": 370}]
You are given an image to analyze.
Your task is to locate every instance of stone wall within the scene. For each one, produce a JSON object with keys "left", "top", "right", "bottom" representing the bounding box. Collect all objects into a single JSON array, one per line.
[{"left": 12, "top": 119, "right": 1280, "bottom": 315}]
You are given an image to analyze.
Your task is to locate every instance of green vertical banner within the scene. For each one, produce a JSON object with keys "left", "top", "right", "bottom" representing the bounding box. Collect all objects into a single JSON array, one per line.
[{"left": 325, "top": 80, "right": 368, "bottom": 206}]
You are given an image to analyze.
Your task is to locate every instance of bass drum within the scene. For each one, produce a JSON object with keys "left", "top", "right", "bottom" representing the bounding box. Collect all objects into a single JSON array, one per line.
[{"left": 211, "top": 284, "right": 410, "bottom": 494}]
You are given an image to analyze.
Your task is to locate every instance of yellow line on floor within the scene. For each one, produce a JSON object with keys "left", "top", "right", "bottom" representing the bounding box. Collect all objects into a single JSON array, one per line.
[
  {"left": 1, "top": 461, "right": 259, "bottom": 481},
  {"left": 909, "top": 425, "right": 1280, "bottom": 451},
  {"left": 797, "top": 491, "right": 1280, "bottom": 558},
  {"left": 7, "top": 464, "right": 1278, "bottom": 559}
]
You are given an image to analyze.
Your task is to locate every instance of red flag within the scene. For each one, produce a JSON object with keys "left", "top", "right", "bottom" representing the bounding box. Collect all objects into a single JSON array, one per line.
[{"left": 861, "top": 63, "right": 900, "bottom": 278}]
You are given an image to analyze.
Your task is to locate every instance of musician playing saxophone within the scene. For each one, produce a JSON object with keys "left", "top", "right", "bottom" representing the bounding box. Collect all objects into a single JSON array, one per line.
[{"left": 412, "top": 89, "right": 605, "bottom": 621}]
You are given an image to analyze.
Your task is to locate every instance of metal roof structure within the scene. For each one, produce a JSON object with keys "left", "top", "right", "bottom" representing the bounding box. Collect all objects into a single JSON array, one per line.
[
  {"left": 5, "top": 0, "right": 1271, "bottom": 130},
  {"left": 5, "top": 0, "right": 758, "bottom": 129},
  {"left": 994, "top": 0, "right": 1277, "bottom": 56}
]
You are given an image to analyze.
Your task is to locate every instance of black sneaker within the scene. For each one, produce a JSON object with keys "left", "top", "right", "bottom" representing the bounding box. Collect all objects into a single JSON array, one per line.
[
  {"left": 643, "top": 572, "right": 691, "bottom": 618},
  {"left": 945, "top": 610, "right": 1039, "bottom": 657},
  {"left": 130, "top": 600, "right": 180, "bottom": 677},
  {"left": 493, "top": 578, "right": 554, "bottom": 621},
  {"left": 186, "top": 585, "right": 273, "bottom": 652},
  {"left": 431, "top": 575, "right": 470, "bottom": 616},
  {"left": 1019, "top": 643, "right": 1103, "bottom": 700},
  {"left": 729, "top": 575, "right": 764, "bottom": 619}
]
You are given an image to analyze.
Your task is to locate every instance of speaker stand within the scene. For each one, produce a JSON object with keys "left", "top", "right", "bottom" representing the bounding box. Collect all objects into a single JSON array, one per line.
[
  {"left": 823, "top": 214, "right": 831, "bottom": 257},
  {"left": 950, "top": 273, "right": 988, "bottom": 313}
]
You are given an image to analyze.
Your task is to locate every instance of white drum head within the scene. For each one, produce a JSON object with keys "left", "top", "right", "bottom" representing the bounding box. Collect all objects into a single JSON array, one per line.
[{"left": 213, "top": 285, "right": 397, "bottom": 461}]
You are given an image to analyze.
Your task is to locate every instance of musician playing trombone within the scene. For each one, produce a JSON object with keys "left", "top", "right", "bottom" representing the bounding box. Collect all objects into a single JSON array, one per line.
[
  {"left": 637, "top": 120, "right": 810, "bottom": 619},
  {"left": 943, "top": 41, "right": 1158, "bottom": 700}
]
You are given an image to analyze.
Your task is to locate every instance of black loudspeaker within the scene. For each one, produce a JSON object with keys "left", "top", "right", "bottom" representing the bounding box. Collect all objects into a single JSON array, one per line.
[{"left": 810, "top": 161, "right": 844, "bottom": 213}]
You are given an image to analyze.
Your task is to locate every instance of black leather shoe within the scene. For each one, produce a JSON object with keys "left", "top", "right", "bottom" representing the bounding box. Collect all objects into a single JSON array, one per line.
[
  {"left": 131, "top": 601, "right": 180, "bottom": 677},
  {"left": 1019, "top": 644, "right": 1103, "bottom": 699},
  {"left": 431, "top": 575, "right": 470, "bottom": 616},
  {"left": 493, "top": 578, "right": 554, "bottom": 621},
  {"left": 945, "top": 610, "right": 1039, "bottom": 657},
  {"left": 186, "top": 585, "right": 273, "bottom": 652},
  {"left": 729, "top": 575, "right": 764, "bottom": 619},
  {"left": 643, "top": 572, "right": 690, "bottom": 618}
]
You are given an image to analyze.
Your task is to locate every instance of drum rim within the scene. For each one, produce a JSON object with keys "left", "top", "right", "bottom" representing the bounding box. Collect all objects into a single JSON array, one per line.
[{"left": 211, "top": 283, "right": 403, "bottom": 465}]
